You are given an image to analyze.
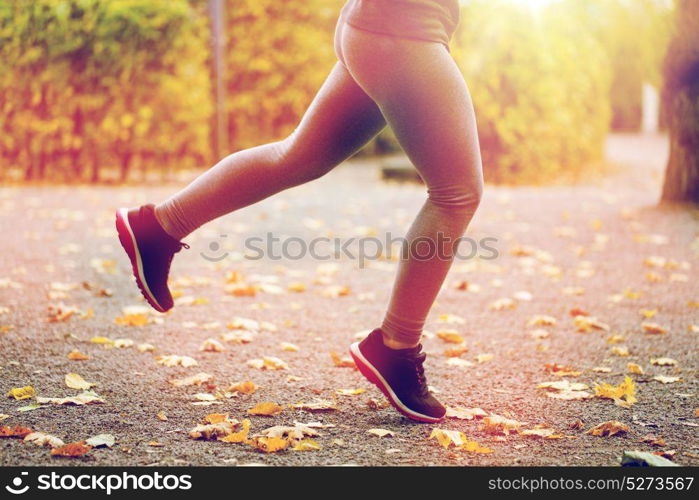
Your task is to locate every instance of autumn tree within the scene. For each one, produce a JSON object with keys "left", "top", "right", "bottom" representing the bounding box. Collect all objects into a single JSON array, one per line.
[{"left": 661, "top": 0, "right": 699, "bottom": 204}]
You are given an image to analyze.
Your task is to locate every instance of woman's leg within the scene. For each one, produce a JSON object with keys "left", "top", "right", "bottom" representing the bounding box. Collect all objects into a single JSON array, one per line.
[
  {"left": 341, "top": 24, "right": 484, "bottom": 348},
  {"left": 155, "top": 62, "right": 386, "bottom": 240}
]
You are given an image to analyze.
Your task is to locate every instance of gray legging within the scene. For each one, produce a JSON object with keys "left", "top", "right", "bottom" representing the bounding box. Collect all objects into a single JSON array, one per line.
[{"left": 155, "top": 20, "right": 483, "bottom": 346}]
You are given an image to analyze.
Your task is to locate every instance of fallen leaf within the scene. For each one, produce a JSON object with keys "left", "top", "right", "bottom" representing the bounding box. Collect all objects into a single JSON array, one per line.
[
  {"left": 482, "top": 415, "right": 524, "bottom": 435},
  {"left": 155, "top": 355, "right": 198, "bottom": 367},
  {"left": 261, "top": 424, "right": 320, "bottom": 440},
  {"left": 574, "top": 315, "right": 610, "bottom": 332},
  {"left": 367, "top": 428, "right": 395, "bottom": 438},
  {"left": 51, "top": 441, "right": 91, "bottom": 457},
  {"left": 436, "top": 330, "right": 465, "bottom": 344},
  {"left": 642, "top": 322, "right": 667, "bottom": 335},
  {"left": 650, "top": 357, "right": 677, "bottom": 366},
  {"left": 200, "top": 339, "right": 226, "bottom": 352},
  {"left": 586, "top": 420, "right": 629, "bottom": 437},
  {"left": 621, "top": 450, "right": 678, "bottom": 467},
  {"left": 169, "top": 373, "right": 213, "bottom": 387},
  {"left": 85, "top": 434, "right": 115, "bottom": 448},
  {"left": 528, "top": 315, "right": 557, "bottom": 327},
  {"left": 290, "top": 399, "right": 338, "bottom": 412},
  {"left": 6, "top": 386, "right": 35, "bottom": 400},
  {"left": 519, "top": 427, "right": 562, "bottom": 439},
  {"left": 330, "top": 351, "right": 355, "bottom": 368},
  {"left": 446, "top": 407, "right": 488, "bottom": 420},
  {"left": 335, "top": 388, "right": 365, "bottom": 396},
  {"left": 221, "top": 419, "right": 252, "bottom": 443},
  {"left": 640, "top": 434, "right": 666, "bottom": 447},
  {"left": 228, "top": 381, "right": 258, "bottom": 394},
  {"left": 250, "top": 436, "right": 289, "bottom": 453},
  {"left": 37, "top": 391, "right": 104, "bottom": 406},
  {"left": 292, "top": 438, "right": 321, "bottom": 451},
  {"left": 0, "top": 425, "right": 32, "bottom": 438},
  {"left": 189, "top": 419, "right": 238, "bottom": 440},
  {"left": 627, "top": 363, "right": 644, "bottom": 375},
  {"left": 593, "top": 376, "right": 637, "bottom": 407},
  {"left": 653, "top": 375, "right": 681, "bottom": 384},
  {"left": 64, "top": 373, "right": 96, "bottom": 390},
  {"left": 248, "top": 402, "right": 283, "bottom": 416},
  {"left": 247, "top": 357, "right": 289, "bottom": 370},
  {"left": 24, "top": 432, "right": 64, "bottom": 448},
  {"left": 67, "top": 350, "right": 89, "bottom": 361}
]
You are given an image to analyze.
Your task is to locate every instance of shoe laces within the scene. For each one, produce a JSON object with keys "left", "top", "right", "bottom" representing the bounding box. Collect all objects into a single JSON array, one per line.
[{"left": 404, "top": 351, "right": 429, "bottom": 397}]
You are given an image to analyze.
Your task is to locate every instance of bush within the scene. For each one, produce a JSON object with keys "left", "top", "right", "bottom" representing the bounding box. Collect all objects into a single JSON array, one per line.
[
  {"left": 223, "top": 0, "right": 344, "bottom": 150},
  {"left": 451, "top": 0, "right": 611, "bottom": 184},
  {"left": 0, "top": 0, "right": 211, "bottom": 182}
]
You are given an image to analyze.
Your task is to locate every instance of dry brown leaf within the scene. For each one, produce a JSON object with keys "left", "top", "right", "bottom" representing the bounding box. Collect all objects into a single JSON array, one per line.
[
  {"left": 50, "top": 441, "right": 91, "bottom": 457},
  {"left": 330, "top": 351, "right": 355, "bottom": 368},
  {"left": 585, "top": 420, "right": 629, "bottom": 437},
  {"left": 67, "top": 350, "right": 90, "bottom": 361},
  {"left": 228, "top": 381, "right": 258, "bottom": 394},
  {"left": 0, "top": 425, "right": 32, "bottom": 438},
  {"left": 436, "top": 330, "right": 465, "bottom": 344},
  {"left": 641, "top": 322, "right": 667, "bottom": 335}
]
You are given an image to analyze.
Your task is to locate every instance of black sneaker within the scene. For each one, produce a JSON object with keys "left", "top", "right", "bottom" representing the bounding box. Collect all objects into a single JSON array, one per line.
[
  {"left": 115, "top": 204, "right": 188, "bottom": 313},
  {"left": 350, "top": 329, "right": 446, "bottom": 422}
]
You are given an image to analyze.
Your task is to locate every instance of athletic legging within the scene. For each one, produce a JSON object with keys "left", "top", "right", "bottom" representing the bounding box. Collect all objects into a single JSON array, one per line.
[{"left": 155, "top": 20, "right": 483, "bottom": 346}]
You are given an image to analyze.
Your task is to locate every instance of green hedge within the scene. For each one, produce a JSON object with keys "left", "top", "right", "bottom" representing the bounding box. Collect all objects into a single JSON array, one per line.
[
  {"left": 0, "top": 0, "right": 211, "bottom": 182},
  {"left": 451, "top": 1, "right": 611, "bottom": 184}
]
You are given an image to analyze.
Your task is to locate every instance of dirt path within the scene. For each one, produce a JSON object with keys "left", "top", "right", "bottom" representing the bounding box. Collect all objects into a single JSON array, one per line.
[{"left": 1, "top": 133, "right": 697, "bottom": 466}]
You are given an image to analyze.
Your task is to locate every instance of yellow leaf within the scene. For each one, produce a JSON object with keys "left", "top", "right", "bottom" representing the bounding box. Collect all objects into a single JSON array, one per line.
[
  {"left": 251, "top": 436, "right": 289, "bottom": 453},
  {"left": 221, "top": 419, "right": 251, "bottom": 443},
  {"left": 292, "top": 438, "right": 321, "bottom": 451},
  {"left": 64, "top": 373, "right": 96, "bottom": 390},
  {"left": 335, "top": 388, "right": 365, "bottom": 396},
  {"left": 248, "top": 402, "right": 283, "bottom": 416},
  {"left": 90, "top": 336, "right": 113, "bottom": 345},
  {"left": 67, "top": 350, "right": 89, "bottom": 361},
  {"left": 626, "top": 363, "right": 644, "bottom": 375},
  {"left": 6, "top": 386, "right": 35, "bottom": 400},
  {"left": 204, "top": 413, "right": 229, "bottom": 424},
  {"left": 114, "top": 314, "right": 149, "bottom": 326},
  {"left": 228, "top": 381, "right": 258, "bottom": 394},
  {"left": 436, "top": 330, "right": 465, "bottom": 344},
  {"left": 593, "top": 376, "right": 637, "bottom": 407}
]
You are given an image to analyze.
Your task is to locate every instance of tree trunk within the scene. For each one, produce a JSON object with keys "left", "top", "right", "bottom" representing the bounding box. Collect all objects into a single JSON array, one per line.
[
  {"left": 660, "top": 0, "right": 699, "bottom": 204},
  {"left": 661, "top": 88, "right": 699, "bottom": 203}
]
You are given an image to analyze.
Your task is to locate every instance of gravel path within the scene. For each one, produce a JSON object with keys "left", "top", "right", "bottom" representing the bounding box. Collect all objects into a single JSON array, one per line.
[{"left": 1, "top": 133, "right": 697, "bottom": 466}]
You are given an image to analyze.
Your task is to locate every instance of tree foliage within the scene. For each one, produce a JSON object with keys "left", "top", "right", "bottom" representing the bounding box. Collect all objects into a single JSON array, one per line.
[
  {"left": 451, "top": 1, "right": 611, "bottom": 183},
  {"left": 0, "top": 0, "right": 211, "bottom": 182}
]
